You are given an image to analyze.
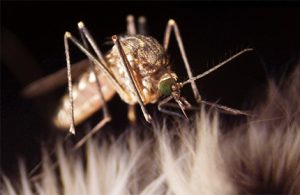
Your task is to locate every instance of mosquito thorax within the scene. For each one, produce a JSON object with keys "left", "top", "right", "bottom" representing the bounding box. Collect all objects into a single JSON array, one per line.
[
  {"left": 158, "top": 73, "right": 178, "bottom": 96},
  {"left": 106, "top": 34, "right": 170, "bottom": 104}
]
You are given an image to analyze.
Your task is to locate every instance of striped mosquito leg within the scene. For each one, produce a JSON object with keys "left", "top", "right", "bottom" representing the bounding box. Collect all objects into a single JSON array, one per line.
[
  {"left": 112, "top": 35, "right": 152, "bottom": 123},
  {"left": 64, "top": 33, "right": 76, "bottom": 134},
  {"left": 125, "top": 16, "right": 137, "bottom": 125},
  {"left": 163, "top": 19, "right": 202, "bottom": 103}
]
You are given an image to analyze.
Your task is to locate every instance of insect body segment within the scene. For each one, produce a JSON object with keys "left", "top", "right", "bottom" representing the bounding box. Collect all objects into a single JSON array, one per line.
[
  {"left": 158, "top": 73, "right": 177, "bottom": 96},
  {"left": 54, "top": 67, "right": 115, "bottom": 129},
  {"left": 107, "top": 35, "right": 171, "bottom": 105}
]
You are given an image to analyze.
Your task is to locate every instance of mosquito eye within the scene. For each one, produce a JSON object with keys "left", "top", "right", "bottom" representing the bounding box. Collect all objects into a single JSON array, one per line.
[{"left": 159, "top": 77, "right": 176, "bottom": 96}]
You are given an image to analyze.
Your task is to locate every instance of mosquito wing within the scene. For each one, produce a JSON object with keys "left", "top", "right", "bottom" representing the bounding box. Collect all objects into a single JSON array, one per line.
[
  {"left": 22, "top": 59, "right": 90, "bottom": 98},
  {"left": 53, "top": 69, "right": 116, "bottom": 129}
]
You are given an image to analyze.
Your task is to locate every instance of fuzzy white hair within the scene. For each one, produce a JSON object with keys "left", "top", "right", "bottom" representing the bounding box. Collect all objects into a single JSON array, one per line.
[{"left": 2, "top": 65, "right": 300, "bottom": 195}]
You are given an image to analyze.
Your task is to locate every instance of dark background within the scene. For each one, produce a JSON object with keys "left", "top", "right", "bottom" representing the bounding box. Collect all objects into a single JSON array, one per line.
[{"left": 1, "top": 2, "right": 300, "bottom": 177}]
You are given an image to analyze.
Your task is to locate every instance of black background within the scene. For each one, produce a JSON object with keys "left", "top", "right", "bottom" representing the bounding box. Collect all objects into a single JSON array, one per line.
[{"left": 1, "top": 2, "right": 300, "bottom": 177}]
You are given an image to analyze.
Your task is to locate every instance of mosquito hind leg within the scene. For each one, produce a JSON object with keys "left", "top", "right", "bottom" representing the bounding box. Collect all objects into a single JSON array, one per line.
[
  {"left": 73, "top": 116, "right": 111, "bottom": 149},
  {"left": 64, "top": 32, "right": 111, "bottom": 148},
  {"left": 163, "top": 19, "right": 202, "bottom": 103},
  {"left": 64, "top": 33, "right": 76, "bottom": 134},
  {"left": 77, "top": 22, "right": 111, "bottom": 122}
]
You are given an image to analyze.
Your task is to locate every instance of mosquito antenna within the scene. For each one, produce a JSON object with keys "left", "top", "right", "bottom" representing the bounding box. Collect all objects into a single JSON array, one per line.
[{"left": 182, "top": 48, "right": 253, "bottom": 86}]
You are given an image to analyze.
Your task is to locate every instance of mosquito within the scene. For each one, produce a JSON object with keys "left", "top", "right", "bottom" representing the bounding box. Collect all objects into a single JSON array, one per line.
[{"left": 24, "top": 15, "right": 252, "bottom": 149}]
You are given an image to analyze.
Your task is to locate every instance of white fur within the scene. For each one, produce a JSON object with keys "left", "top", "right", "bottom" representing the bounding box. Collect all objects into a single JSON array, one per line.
[{"left": 2, "top": 66, "right": 300, "bottom": 195}]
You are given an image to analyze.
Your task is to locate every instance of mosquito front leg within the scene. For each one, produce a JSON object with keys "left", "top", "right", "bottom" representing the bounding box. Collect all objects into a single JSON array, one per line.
[
  {"left": 112, "top": 35, "right": 152, "bottom": 123},
  {"left": 178, "top": 48, "right": 254, "bottom": 116},
  {"left": 181, "top": 48, "right": 254, "bottom": 86},
  {"left": 163, "top": 19, "right": 202, "bottom": 103}
]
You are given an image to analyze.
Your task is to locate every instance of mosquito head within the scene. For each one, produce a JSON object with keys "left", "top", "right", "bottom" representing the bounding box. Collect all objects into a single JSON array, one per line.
[
  {"left": 158, "top": 73, "right": 178, "bottom": 96},
  {"left": 158, "top": 73, "right": 190, "bottom": 118}
]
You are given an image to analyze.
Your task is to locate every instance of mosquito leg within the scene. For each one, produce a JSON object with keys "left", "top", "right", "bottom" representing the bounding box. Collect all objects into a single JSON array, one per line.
[
  {"left": 128, "top": 105, "right": 137, "bottom": 125},
  {"left": 64, "top": 31, "right": 129, "bottom": 147},
  {"left": 78, "top": 22, "right": 111, "bottom": 120},
  {"left": 112, "top": 35, "right": 152, "bottom": 122},
  {"left": 163, "top": 19, "right": 202, "bottom": 103},
  {"left": 123, "top": 13, "right": 140, "bottom": 127},
  {"left": 126, "top": 15, "right": 148, "bottom": 35},
  {"left": 138, "top": 16, "right": 148, "bottom": 35},
  {"left": 127, "top": 15, "right": 136, "bottom": 36},
  {"left": 158, "top": 96, "right": 186, "bottom": 118},
  {"left": 64, "top": 33, "right": 76, "bottom": 134},
  {"left": 77, "top": 22, "right": 107, "bottom": 66},
  {"left": 64, "top": 32, "right": 126, "bottom": 96},
  {"left": 181, "top": 48, "right": 254, "bottom": 86},
  {"left": 201, "top": 100, "right": 251, "bottom": 116},
  {"left": 73, "top": 116, "right": 111, "bottom": 150}
]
